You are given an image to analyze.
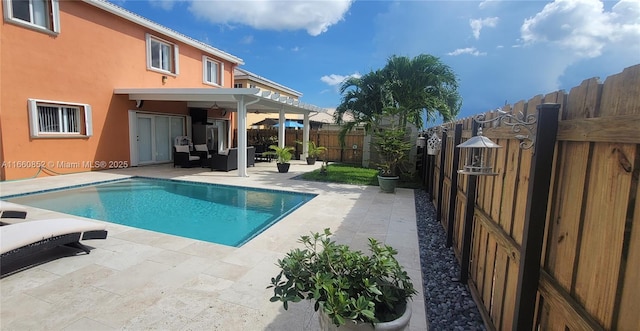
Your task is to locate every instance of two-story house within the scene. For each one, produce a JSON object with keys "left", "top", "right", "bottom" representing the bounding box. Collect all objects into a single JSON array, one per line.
[{"left": 1, "top": 0, "right": 322, "bottom": 180}]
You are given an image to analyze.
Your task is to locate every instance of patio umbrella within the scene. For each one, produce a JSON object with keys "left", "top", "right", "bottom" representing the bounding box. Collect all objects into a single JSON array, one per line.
[{"left": 273, "top": 121, "right": 304, "bottom": 128}]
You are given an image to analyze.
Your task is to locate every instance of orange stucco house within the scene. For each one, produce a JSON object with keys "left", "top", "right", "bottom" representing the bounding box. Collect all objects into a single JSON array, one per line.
[{"left": 1, "top": 0, "right": 322, "bottom": 180}]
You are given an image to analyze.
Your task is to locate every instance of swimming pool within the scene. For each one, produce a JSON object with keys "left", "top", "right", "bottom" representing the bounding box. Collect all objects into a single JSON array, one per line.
[{"left": 5, "top": 177, "right": 315, "bottom": 247}]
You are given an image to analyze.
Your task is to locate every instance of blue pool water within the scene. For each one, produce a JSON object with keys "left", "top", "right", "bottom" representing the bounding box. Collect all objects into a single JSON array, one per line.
[{"left": 5, "top": 177, "right": 315, "bottom": 247}]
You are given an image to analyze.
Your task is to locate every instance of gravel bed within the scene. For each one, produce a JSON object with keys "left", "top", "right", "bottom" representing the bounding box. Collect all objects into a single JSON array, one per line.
[{"left": 414, "top": 189, "right": 486, "bottom": 330}]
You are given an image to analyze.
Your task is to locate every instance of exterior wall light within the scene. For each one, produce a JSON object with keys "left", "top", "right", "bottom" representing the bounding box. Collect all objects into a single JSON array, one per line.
[
  {"left": 457, "top": 110, "right": 537, "bottom": 176},
  {"left": 416, "top": 135, "right": 426, "bottom": 148}
]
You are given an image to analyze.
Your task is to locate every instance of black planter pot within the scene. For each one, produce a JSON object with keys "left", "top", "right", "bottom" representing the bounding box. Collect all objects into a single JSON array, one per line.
[
  {"left": 306, "top": 157, "right": 317, "bottom": 165},
  {"left": 277, "top": 163, "right": 290, "bottom": 173}
]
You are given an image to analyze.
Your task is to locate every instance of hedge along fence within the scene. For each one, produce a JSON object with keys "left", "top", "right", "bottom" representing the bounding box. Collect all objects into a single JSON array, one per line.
[{"left": 425, "top": 64, "right": 640, "bottom": 331}]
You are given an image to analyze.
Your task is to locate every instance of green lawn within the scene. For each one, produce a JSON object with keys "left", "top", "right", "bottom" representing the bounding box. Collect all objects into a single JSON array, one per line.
[{"left": 300, "top": 163, "right": 423, "bottom": 189}]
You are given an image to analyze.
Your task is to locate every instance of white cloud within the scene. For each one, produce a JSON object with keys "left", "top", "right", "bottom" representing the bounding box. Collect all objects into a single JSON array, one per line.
[
  {"left": 291, "top": 46, "right": 300, "bottom": 52},
  {"left": 185, "top": 0, "right": 354, "bottom": 36},
  {"left": 521, "top": 0, "right": 640, "bottom": 58},
  {"left": 240, "top": 35, "right": 254, "bottom": 45},
  {"left": 470, "top": 17, "right": 499, "bottom": 39},
  {"left": 320, "top": 73, "right": 361, "bottom": 87},
  {"left": 479, "top": 0, "right": 500, "bottom": 9},
  {"left": 148, "top": 0, "right": 181, "bottom": 11},
  {"left": 447, "top": 47, "right": 487, "bottom": 56}
]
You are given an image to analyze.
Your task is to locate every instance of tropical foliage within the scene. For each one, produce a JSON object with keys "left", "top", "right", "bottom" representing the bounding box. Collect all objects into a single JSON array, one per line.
[
  {"left": 334, "top": 54, "right": 461, "bottom": 139},
  {"left": 268, "top": 229, "right": 416, "bottom": 327},
  {"left": 374, "top": 127, "right": 412, "bottom": 177},
  {"left": 266, "top": 145, "right": 294, "bottom": 164},
  {"left": 334, "top": 54, "right": 460, "bottom": 176},
  {"left": 299, "top": 141, "right": 328, "bottom": 159}
]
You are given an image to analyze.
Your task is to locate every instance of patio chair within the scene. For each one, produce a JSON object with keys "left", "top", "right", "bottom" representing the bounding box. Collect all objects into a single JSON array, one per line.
[
  {"left": 210, "top": 148, "right": 238, "bottom": 171},
  {"left": 0, "top": 201, "right": 27, "bottom": 220},
  {"left": 0, "top": 218, "right": 108, "bottom": 269},
  {"left": 193, "top": 144, "right": 213, "bottom": 167},
  {"left": 173, "top": 145, "right": 201, "bottom": 168},
  {"left": 247, "top": 146, "right": 255, "bottom": 167}
]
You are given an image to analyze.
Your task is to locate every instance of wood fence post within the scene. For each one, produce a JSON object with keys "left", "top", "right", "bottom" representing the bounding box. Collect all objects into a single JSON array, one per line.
[
  {"left": 513, "top": 103, "right": 561, "bottom": 330},
  {"left": 428, "top": 155, "right": 435, "bottom": 196},
  {"left": 447, "top": 124, "right": 463, "bottom": 247},
  {"left": 459, "top": 121, "right": 479, "bottom": 283},
  {"left": 436, "top": 129, "right": 447, "bottom": 221}
]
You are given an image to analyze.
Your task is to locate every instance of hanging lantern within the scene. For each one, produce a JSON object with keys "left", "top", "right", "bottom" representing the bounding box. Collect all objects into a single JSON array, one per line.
[
  {"left": 416, "top": 136, "right": 426, "bottom": 148},
  {"left": 456, "top": 127, "right": 501, "bottom": 176},
  {"left": 427, "top": 133, "right": 441, "bottom": 155}
]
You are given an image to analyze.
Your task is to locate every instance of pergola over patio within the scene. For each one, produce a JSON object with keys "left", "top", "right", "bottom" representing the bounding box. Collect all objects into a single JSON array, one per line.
[{"left": 114, "top": 88, "right": 327, "bottom": 177}]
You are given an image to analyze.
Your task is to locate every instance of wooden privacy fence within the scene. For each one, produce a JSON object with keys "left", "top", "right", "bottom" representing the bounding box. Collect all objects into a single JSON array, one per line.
[
  {"left": 424, "top": 64, "right": 640, "bottom": 330},
  {"left": 236, "top": 129, "right": 364, "bottom": 164}
]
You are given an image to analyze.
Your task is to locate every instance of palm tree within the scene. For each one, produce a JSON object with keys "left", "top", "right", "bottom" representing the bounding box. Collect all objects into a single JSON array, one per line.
[
  {"left": 383, "top": 54, "right": 461, "bottom": 128},
  {"left": 334, "top": 54, "right": 461, "bottom": 138},
  {"left": 333, "top": 69, "right": 389, "bottom": 144}
]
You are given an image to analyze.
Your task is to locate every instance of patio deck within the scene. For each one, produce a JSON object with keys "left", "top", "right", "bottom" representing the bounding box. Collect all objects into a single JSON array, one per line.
[{"left": 0, "top": 161, "right": 427, "bottom": 330}]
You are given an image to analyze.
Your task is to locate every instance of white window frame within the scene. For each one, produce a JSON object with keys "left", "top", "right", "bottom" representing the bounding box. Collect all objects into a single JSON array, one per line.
[
  {"left": 3, "top": 0, "right": 60, "bottom": 34},
  {"left": 28, "top": 98, "right": 93, "bottom": 138},
  {"left": 202, "top": 56, "right": 224, "bottom": 87},
  {"left": 234, "top": 83, "right": 243, "bottom": 88},
  {"left": 146, "top": 34, "right": 179, "bottom": 75}
]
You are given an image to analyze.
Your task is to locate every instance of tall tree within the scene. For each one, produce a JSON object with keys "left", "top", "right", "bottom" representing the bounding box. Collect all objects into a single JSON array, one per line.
[
  {"left": 334, "top": 54, "right": 461, "bottom": 138},
  {"left": 383, "top": 54, "right": 461, "bottom": 128},
  {"left": 334, "top": 69, "right": 389, "bottom": 144}
]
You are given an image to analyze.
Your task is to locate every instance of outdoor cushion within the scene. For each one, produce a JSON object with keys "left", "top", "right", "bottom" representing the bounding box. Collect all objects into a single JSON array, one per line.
[
  {"left": 0, "top": 201, "right": 27, "bottom": 219},
  {"left": 175, "top": 145, "right": 190, "bottom": 153},
  {"left": 0, "top": 218, "right": 107, "bottom": 255},
  {"left": 194, "top": 144, "right": 208, "bottom": 152}
]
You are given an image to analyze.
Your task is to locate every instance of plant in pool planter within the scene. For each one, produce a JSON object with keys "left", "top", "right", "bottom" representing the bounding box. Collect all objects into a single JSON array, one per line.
[
  {"left": 267, "top": 145, "right": 295, "bottom": 173},
  {"left": 299, "top": 141, "right": 328, "bottom": 165},
  {"left": 374, "top": 127, "right": 412, "bottom": 193},
  {"left": 268, "top": 229, "right": 416, "bottom": 329}
]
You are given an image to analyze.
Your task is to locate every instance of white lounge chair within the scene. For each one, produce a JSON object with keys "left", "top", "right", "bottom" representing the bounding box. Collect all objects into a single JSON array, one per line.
[
  {"left": 0, "top": 218, "right": 108, "bottom": 268},
  {"left": 0, "top": 201, "right": 27, "bottom": 220}
]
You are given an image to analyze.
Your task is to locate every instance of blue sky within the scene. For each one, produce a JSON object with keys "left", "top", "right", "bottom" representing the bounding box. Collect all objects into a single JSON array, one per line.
[{"left": 113, "top": 0, "right": 639, "bottom": 124}]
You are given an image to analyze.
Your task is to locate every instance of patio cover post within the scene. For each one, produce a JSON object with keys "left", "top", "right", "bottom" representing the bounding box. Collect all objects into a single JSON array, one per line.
[
  {"left": 278, "top": 107, "right": 286, "bottom": 148},
  {"left": 303, "top": 113, "right": 310, "bottom": 158},
  {"left": 235, "top": 95, "right": 260, "bottom": 177}
]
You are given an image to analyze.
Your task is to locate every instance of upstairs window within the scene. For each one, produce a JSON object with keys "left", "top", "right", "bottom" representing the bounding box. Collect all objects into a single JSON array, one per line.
[
  {"left": 203, "top": 56, "right": 223, "bottom": 86},
  {"left": 28, "top": 99, "right": 93, "bottom": 138},
  {"left": 3, "top": 0, "right": 60, "bottom": 33},
  {"left": 234, "top": 83, "right": 243, "bottom": 88},
  {"left": 146, "top": 34, "right": 179, "bottom": 74}
]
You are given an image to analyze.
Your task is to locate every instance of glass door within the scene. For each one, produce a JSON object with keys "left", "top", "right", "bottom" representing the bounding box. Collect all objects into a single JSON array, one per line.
[
  {"left": 137, "top": 116, "right": 153, "bottom": 163},
  {"left": 137, "top": 114, "right": 185, "bottom": 164},
  {"left": 155, "top": 116, "right": 170, "bottom": 162}
]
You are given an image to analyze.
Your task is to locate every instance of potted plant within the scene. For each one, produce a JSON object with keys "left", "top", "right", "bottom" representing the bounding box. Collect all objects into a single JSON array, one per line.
[
  {"left": 267, "top": 145, "right": 295, "bottom": 173},
  {"left": 299, "top": 141, "right": 328, "bottom": 165},
  {"left": 374, "top": 127, "right": 412, "bottom": 193},
  {"left": 268, "top": 229, "right": 416, "bottom": 331}
]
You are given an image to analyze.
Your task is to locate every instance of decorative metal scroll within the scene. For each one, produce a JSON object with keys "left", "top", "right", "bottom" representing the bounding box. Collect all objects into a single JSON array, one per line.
[{"left": 474, "top": 110, "right": 537, "bottom": 150}]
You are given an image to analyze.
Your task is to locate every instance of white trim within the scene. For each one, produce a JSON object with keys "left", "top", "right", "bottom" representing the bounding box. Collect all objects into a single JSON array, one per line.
[
  {"left": 146, "top": 33, "right": 179, "bottom": 75},
  {"left": 2, "top": 0, "right": 61, "bottom": 34},
  {"left": 202, "top": 56, "right": 223, "bottom": 87},
  {"left": 234, "top": 67, "right": 302, "bottom": 97},
  {"left": 128, "top": 110, "right": 138, "bottom": 166},
  {"left": 83, "top": 0, "right": 243, "bottom": 65},
  {"left": 27, "top": 98, "right": 92, "bottom": 138}
]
